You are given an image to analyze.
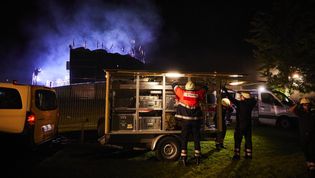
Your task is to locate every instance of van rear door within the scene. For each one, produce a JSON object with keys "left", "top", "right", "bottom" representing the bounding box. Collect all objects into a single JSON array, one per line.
[
  {"left": 0, "top": 84, "right": 29, "bottom": 133},
  {"left": 31, "top": 87, "right": 58, "bottom": 144}
]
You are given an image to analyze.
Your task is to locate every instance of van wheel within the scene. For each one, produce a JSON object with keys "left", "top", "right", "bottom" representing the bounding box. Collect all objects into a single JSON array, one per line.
[
  {"left": 97, "top": 117, "right": 105, "bottom": 138},
  {"left": 155, "top": 136, "right": 180, "bottom": 161},
  {"left": 277, "top": 117, "right": 291, "bottom": 129}
]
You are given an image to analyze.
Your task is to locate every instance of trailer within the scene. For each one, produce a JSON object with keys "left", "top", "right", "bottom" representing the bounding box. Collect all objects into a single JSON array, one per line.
[{"left": 97, "top": 69, "right": 245, "bottom": 161}]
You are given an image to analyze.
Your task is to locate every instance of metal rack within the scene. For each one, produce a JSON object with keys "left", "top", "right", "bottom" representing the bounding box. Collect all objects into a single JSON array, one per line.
[{"left": 99, "top": 69, "right": 247, "bottom": 161}]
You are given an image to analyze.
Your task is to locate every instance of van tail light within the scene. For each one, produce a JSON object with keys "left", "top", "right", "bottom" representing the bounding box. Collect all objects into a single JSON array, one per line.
[{"left": 26, "top": 112, "right": 36, "bottom": 126}]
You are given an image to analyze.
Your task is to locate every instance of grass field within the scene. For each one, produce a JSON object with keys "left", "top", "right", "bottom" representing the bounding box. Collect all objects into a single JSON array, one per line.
[
  {"left": 97, "top": 125, "right": 307, "bottom": 178},
  {"left": 25, "top": 125, "right": 308, "bottom": 178}
]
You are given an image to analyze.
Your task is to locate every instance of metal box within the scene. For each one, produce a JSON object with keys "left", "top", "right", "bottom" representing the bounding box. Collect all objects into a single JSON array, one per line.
[
  {"left": 139, "top": 117, "right": 161, "bottom": 130},
  {"left": 165, "top": 113, "right": 181, "bottom": 130},
  {"left": 139, "top": 96, "right": 159, "bottom": 100},
  {"left": 114, "top": 97, "right": 136, "bottom": 108},
  {"left": 139, "top": 96, "right": 162, "bottom": 108},
  {"left": 166, "top": 95, "right": 176, "bottom": 110},
  {"left": 112, "top": 114, "right": 134, "bottom": 130}
]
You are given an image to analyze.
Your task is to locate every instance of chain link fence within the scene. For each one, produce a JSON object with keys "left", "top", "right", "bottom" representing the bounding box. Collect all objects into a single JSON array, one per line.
[{"left": 54, "top": 82, "right": 105, "bottom": 132}]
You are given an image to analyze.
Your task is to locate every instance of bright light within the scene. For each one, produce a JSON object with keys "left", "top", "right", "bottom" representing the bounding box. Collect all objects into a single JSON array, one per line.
[
  {"left": 165, "top": 72, "right": 184, "bottom": 78},
  {"left": 258, "top": 86, "right": 266, "bottom": 92},
  {"left": 36, "top": 76, "right": 41, "bottom": 82},
  {"left": 229, "top": 81, "right": 245, "bottom": 86},
  {"left": 270, "top": 68, "right": 280, "bottom": 76},
  {"left": 34, "top": 66, "right": 70, "bottom": 87},
  {"left": 292, "top": 73, "right": 302, "bottom": 80},
  {"left": 292, "top": 74, "right": 299, "bottom": 79},
  {"left": 229, "top": 74, "right": 243, "bottom": 78},
  {"left": 289, "top": 72, "right": 303, "bottom": 87}
]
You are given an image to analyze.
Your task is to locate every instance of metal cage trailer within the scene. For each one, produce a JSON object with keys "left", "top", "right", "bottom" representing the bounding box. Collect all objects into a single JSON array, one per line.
[{"left": 97, "top": 70, "right": 245, "bottom": 161}]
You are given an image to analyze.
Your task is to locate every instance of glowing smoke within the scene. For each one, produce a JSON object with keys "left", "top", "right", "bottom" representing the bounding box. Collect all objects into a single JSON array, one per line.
[{"left": 25, "top": 0, "right": 161, "bottom": 86}]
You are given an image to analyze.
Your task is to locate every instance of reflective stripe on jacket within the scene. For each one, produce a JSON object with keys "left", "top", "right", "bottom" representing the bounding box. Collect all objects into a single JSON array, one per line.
[{"left": 173, "top": 85, "right": 206, "bottom": 120}]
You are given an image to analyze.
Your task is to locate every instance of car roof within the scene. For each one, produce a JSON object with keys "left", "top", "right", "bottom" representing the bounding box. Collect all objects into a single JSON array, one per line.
[{"left": 0, "top": 82, "right": 54, "bottom": 91}]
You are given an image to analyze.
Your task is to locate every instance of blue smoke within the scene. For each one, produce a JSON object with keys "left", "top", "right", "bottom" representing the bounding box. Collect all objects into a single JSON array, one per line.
[{"left": 25, "top": 0, "right": 161, "bottom": 86}]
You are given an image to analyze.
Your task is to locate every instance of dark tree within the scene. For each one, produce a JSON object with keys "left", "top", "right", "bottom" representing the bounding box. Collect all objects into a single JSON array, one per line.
[{"left": 247, "top": 0, "right": 315, "bottom": 94}]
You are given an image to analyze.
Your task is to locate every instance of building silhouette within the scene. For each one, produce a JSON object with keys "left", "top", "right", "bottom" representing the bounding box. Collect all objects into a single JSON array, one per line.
[{"left": 68, "top": 46, "right": 145, "bottom": 84}]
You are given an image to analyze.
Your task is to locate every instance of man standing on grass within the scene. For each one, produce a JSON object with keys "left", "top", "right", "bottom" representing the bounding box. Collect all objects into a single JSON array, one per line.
[
  {"left": 223, "top": 86, "right": 257, "bottom": 160},
  {"left": 214, "top": 98, "right": 234, "bottom": 150},
  {"left": 290, "top": 98, "right": 315, "bottom": 178},
  {"left": 172, "top": 80, "right": 207, "bottom": 166}
]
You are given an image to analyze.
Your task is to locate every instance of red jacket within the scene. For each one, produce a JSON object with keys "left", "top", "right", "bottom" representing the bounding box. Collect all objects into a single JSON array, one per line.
[
  {"left": 173, "top": 84, "right": 207, "bottom": 120},
  {"left": 174, "top": 85, "right": 206, "bottom": 108}
]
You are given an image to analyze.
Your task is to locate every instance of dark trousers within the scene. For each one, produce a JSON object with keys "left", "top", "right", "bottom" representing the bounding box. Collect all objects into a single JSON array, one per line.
[
  {"left": 301, "top": 136, "right": 315, "bottom": 162},
  {"left": 234, "top": 128, "right": 252, "bottom": 151},
  {"left": 216, "top": 119, "right": 227, "bottom": 144},
  {"left": 181, "top": 120, "right": 201, "bottom": 151}
]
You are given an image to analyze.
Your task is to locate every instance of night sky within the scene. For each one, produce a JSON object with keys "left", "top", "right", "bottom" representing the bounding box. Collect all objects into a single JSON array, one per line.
[{"left": 0, "top": 0, "right": 273, "bottom": 84}]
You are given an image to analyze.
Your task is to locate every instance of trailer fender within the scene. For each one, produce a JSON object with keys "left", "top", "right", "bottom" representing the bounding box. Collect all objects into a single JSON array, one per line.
[{"left": 151, "top": 134, "right": 181, "bottom": 151}]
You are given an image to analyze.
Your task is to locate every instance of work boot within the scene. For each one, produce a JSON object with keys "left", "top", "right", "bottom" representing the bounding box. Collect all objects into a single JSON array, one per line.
[
  {"left": 196, "top": 156, "right": 201, "bottom": 165},
  {"left": 194, "top": 150, "right": 201, "bottom": 165},
  {"left": 245, "top": 149, "right": 252, "bottom": 159},
  {"left": 179, "top": 150, "right": 187, "bottom": 166},
  {"left": 308, "top": 169, "right": 315, "bottom": 178},
  {"left": 220, "top": 143, "right": 226, "bottom": 149},
  {"left": 308, "top": 162, "right": 315, "bottom": 178},
  {"left": 215, "top": 144, "right": 221, "bottom": 150},
  {"left": 232, "top": 155, "right": 240, "bottom": 161},
  {"left": 179, "top": 156, "right": 187, "bottom": 167},
  {"left": 233, "top": 148, "right": 240, "bottom": 160}
]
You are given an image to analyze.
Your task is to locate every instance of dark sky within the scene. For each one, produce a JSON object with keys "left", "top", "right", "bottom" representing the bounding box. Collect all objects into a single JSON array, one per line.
[
  {"left": 151, "top": 1, "right": 271, "bottom": 72},
  {"left": 0, "top": 0, "right": 273, "bottom": 84}
]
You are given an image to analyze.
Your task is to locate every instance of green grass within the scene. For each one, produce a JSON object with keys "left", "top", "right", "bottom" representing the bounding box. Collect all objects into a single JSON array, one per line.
[
  {"left": 33, "top": 125, "right": 308, "bottom": 178},
  {"left": 130, "top": 126, "right": 307, "bottom": 178}
]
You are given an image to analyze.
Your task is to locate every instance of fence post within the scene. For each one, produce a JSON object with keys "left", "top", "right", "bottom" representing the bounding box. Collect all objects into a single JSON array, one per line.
[{"left": 80, "top": 118, "right": 88, "bottom": 143}]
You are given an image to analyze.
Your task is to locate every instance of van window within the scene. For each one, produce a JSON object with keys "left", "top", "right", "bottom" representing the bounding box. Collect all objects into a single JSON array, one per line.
[
  {"left": 261, "top": 93, "right": 282, "bottom": 106},
  {"left": 35, "top": 90, "right": 57, "bottom": 111},
  {"left": 272, "top": 91, "right": 295, "bottom": 107},
  {"left": 0, "top": 87, "right": 22, "bottom": 109}
]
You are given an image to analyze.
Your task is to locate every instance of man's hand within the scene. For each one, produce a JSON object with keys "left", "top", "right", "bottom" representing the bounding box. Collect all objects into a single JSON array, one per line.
[
  {"left": 203, "top": 85, "right": 208, "bottom": 91},
  {"left": 172, "top": 82, "right": 179, "bottom": 89}
]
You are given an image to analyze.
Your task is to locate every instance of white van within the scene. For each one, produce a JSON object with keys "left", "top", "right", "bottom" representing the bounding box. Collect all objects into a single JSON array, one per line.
[
  {"left": 0, "top": 82, "right": 59, "bottom": 147},
  {"left": 228, "top": 87, "right": 297, "bottom": 129}
]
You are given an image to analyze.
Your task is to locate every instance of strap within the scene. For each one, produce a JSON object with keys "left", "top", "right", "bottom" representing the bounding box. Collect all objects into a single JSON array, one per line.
[
  {"left": 178, "top": 102, "right": 198, "bottom": 109},
  {"left": 175, "top": 114, "right": 200, "bottom": 120}
]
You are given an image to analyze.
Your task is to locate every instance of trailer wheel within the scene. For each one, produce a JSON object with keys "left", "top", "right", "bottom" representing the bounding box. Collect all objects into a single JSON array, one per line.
[
  {"left": 277, "top": 117, "right": 291, "bottom": 129},
  {"left": 155, "top": 137, "right": 180, "bottom": 161},
  {"left": 97, "top": 117, "right": 105, "bottom": 138}
]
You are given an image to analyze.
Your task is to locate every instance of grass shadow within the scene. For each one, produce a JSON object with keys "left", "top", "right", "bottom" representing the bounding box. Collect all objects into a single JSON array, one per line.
[
  {"left": 218, "top": 159, "right": 252, "bottom": 177},
  {"left": 202, "top": 148, "right": 219, "bottom": 159}
]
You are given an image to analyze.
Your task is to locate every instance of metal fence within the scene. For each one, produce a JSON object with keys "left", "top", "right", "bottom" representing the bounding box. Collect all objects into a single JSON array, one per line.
[{"left": 54, "top": 82, "right": 105, "bottom": 132}]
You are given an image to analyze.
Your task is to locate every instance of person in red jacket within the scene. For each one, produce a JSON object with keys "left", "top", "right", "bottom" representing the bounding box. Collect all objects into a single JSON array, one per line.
[{"left": 172, "top": 80, "right": 207, "bottom": 166}]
